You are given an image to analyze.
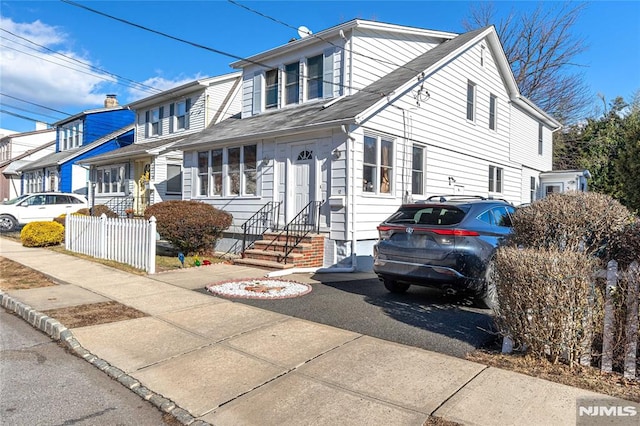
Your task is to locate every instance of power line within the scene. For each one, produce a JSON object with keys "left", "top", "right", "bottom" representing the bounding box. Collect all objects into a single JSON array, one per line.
[
  {"left": 227, "top": 0, "right": 429, "bottom": 76},
  {"left": 60, "top": 0, "right": 390, "bottom": 98},
  {"left": 0, "top": 109, "right": 53, "bottom": 125},
  {"left": 1, "top": 93, "right": 71, "bottom": 116},
  {"left": 1, "top": 103, "right": 63, "bottom": 121},
  {"left": 0, "top": 28, "right": 163, "bottom": 95}
]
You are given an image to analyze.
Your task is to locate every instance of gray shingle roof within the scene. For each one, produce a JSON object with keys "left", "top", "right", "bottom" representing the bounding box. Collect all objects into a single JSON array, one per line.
[
  {"left": 173, "top": 27, "right": 489, "bottom": 151},
  {"left": 79, "top": 135, "right": 186, "bottom": 165}
]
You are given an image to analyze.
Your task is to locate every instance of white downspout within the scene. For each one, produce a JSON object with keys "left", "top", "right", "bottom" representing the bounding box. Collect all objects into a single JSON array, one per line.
[{"left": 266, "top": 126, "right": 357, "bottom": 277}]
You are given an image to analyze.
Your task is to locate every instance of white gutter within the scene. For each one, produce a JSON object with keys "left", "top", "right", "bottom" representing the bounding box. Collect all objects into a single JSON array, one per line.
[{"left": 266, "top": 126, "right": 358, "bottom": 277}]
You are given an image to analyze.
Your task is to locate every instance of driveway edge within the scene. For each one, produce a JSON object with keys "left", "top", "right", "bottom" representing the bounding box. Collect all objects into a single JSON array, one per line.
[{"left": 0, "top": 290, "right": 209, "bottom": 426}]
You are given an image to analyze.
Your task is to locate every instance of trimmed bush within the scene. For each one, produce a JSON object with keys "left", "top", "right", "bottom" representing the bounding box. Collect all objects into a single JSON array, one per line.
[
  {"left": 20, "top": 221, "right": 65, "bottom": 247},
  {"left": 53, "top": 214, "right": 66, "bottom": 227},
  {"left": 495, "top": 247, "right": 601, "bottom": 364},
  {"left": 509, "top": 191, "right": 635, "bottom": 260},
  {"left": 144, "top": 200, "right": 232, "bottom": 255},
  {"left": 89, "top": 205, "right": 118, "bottom": 218}
]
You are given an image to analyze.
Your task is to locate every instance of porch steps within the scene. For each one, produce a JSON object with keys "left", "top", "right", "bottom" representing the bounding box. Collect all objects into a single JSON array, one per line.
[
  {"left": 232, "top": 258, "right": 296, "bottom": 270},
  {"left": 235, "top": 232, "right": 326, "bottom": 269}
]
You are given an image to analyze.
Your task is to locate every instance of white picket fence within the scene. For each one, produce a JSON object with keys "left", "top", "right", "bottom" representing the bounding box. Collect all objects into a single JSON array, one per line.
[{"left": 65, "top": 214, "right": 157, "bottom": 274}]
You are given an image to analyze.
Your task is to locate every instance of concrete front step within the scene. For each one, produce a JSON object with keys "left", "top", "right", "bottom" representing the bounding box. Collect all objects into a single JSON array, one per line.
[
  {"left": 262, "top": 232, "right": 322, "bottom": 245},
  {"left": 243, "top": 249, "right": 303, "bottom": 262},
  {"left": 233, "top": 258, "right": 296, "bottom": 270},
  {"left": 252, "top": 240, "right": 312, "bottom": 253}
]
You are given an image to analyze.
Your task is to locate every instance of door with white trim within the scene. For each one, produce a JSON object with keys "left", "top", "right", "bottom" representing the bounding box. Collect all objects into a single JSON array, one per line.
[{"left": 290, "top": 143, "right": 315, "bottom": 219}]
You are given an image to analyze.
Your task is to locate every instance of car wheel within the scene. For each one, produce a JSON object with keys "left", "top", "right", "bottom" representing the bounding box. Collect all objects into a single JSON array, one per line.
[
  {"left": 383, "top": 279, "right": 410, "bottom": 294},
  {"left": 0, "top": 215, "right": 17, "bottom": 232},
  {"left": 476, "top": 259, "right": 498, "bottom": 310}
]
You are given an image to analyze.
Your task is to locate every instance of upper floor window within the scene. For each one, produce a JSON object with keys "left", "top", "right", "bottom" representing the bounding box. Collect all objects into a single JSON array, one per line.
[
  {"left": 151, "top": 108, "right": 161, "bottom": 136},
  {"left": 489, "top": 94, "right": 497, "bottom": 130},
  {"left": 306, "top": 55, "right": 323, "bottom": 100},
  {"left": 176, "top": 101, "right": 187, "bottom": 130},
  {"left": 265, "top": 69, "right": 279, "bottom": 109},
  {"left": 466, "top": 81, "right": 476, "bottom": 122},
  {"left": 59, "top": 120, "right": 83, "bottom": 151},
  {"left": 412, "top": 145, "right": 425, "bottom": 195},
  {"left": 363, "top": 135, "right": 393, "bottom": 194},
  {"left": 285, "top": 62, "right": 299, "bottom": 105},
  {"left": 488, "top": 165, "right": 503, "bottom": 193},
  {"left": 538, "top": 123, "right": 543, "bottom": 155}
]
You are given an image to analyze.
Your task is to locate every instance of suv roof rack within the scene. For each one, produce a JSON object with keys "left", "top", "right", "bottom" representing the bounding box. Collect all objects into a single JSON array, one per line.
[{"left": 425, "top": 195, "right": 488, "bottom": 202}]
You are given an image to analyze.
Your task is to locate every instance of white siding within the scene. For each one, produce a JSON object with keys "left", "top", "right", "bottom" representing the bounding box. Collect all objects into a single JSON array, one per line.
[
  {"left": 510, "top": 104, "right": 553, "bottom": 172},
  {"left": 350, "top": 29, "right": 441, "bottom": 90}
]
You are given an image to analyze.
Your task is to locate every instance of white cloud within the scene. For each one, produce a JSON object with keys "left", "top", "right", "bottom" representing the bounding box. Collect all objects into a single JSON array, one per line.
[
  {"left": 126, "top": 74, "right": 208, "bottom": 103},
  {"left": 0, "top": 17, "right": 108, "bottom": 110}
]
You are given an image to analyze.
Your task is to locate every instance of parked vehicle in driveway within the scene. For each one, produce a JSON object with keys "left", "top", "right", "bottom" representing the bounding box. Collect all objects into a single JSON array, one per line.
[
  {"left": 373, "top": 195, "right": 516, "bottom": 309},
  {"left": 0, "top": 192, "right": 88, "bottom": 232}
]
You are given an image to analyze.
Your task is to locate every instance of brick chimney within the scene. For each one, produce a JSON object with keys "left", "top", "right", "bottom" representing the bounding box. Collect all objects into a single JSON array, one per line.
[{"left": 104, "top": 94, "right": 118, "bottom": 108}]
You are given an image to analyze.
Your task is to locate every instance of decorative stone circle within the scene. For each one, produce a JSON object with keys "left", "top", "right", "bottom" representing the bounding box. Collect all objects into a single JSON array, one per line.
[{"left": 206, "top": 278, "right": 312, "bottom": 299}]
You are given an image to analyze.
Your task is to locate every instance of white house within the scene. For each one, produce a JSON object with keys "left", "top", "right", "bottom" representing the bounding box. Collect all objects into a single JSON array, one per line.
[
  {"left": 0, "top": 125, "right": 56, "bottom": 200},
  {"left": 80, "top": 72, "right": 242, "bottom": 215},
  {"left": 172, "top": 19, "right": 561, "bottom": 271}
]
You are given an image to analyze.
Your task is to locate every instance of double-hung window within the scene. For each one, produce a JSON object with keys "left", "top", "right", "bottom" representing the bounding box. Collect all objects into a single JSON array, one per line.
[
  {"left": 96, "top": 165, "right": 126, "bottom": 194},
  {"left": 197, "top": 145, "right": 257, "bottom": 197},
  {"left": 530, "top": 176, "right": 537, "bottom": 203},
  {"left": 265, "top": 69, "right": 279, "bottom": 109},
  {"left": 489, "top": 94, "right": 497, "bottom": 130},
  {"left": 363, "top": 135, "right": 393, "bottom": 194},
  {"left": 306, "top": 55, "right": 323, "bottom": 100},
  {"left": 176, "top": 102, "right": 187, "bottom": 130},
  {"left": 285, "top": 62, "right": 299, "bottom": 105},
  {"left": 466, "top": 81, "right": 476, "bottom": 122},
  {"left": 411, "top": 145, "right": 425, "bottom": 195},
  {"left": 538, "top": 123, "right": 544, "bottom": 155},
  {"left": 488, "top": 165, "right": 503, "bottom": 193},
  {"left": 151, "top": 108, "right": 160, "bottom": 136}
]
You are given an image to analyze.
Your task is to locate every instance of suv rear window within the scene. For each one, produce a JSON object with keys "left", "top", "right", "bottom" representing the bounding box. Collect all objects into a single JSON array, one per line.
[{"left": 385, "top": 205, "right": 468, "bottom": 226}]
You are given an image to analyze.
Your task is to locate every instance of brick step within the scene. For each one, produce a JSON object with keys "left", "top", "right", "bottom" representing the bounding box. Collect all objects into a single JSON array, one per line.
[
  {"left": 262, "top": 232, "right": 324, "bottom": 245},
  {"left": 243, "top": 249, "right": 303, "bottom": 262},
  {"left": 252, "top": 240, "right": 313, "bottom": 253},
  {"left": 233, "top": 258, "right": 296, "bottom": 270}
]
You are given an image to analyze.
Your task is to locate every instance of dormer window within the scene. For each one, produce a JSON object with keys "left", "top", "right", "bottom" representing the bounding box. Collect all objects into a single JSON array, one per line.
[
  {"left": 306, "top": 54, "right": 323, "bottom": 100},
  {"left": 265, "top": 69, "right": 279, "bottom": 109},
  {"left": 284, "top": 62, "right": 300, "bottom": 105}
]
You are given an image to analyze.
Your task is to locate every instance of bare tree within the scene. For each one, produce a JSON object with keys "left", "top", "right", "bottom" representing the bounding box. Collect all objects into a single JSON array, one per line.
[{"left": 463, "top": 2, "right": 592, "bottom": 124}]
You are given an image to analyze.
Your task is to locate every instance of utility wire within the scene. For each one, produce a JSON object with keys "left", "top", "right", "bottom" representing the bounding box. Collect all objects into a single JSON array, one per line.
[
  {"left": 1, "top": 109, "right": 53, "bottom": 125},
  {"left": 60, "top": 0, "right": 390, "bottom": 98},
  {"left": 227, "top": 0, "right": 431, "bottom": 76},
  {"left": 1, "top": 93, "right": 71, "bottom": 116},
  {"left": 0, "top": 29, "right": 163, "bottom": 94}
]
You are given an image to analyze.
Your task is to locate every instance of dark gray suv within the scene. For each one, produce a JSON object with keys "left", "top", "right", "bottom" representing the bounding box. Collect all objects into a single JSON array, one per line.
[{"left": 372, "top": 195, "right": 515, "bottom": 308}]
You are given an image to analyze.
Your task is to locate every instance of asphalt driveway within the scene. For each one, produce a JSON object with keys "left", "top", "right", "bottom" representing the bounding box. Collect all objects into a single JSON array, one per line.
[{"left": 200, "top": 273, "right": 498, "bottom": 359}]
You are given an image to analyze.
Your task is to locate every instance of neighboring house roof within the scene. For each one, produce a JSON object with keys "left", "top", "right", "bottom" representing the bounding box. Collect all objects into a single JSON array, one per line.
[
  {"left": 0, "top": 139, "right": 56, "bottom": 169},
  {"left": 54, "top": 105, "right": 127, "bottom": 127},
  {"left": 0, "top": 128, "right": 54, "bottom": 143},
  {"left": 19, "top": 124, "right": 135, "bottom": 171},
  {"left": 175, "top": 25, "right": 559, "bottom": 153},
  {"left": 3, "top": 160, "right": 30, "bottom": 176},
  {"left": 78, "top": 135, "right": 186, "bottom": 165},
  {"left": 126, "top": 72, "right": 241, "bottom": 110}
]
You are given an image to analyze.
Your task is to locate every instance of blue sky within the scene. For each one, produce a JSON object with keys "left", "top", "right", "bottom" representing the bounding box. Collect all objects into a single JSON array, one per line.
[{"left": 1, "top": 1, "right": 639, "bottom": 133}]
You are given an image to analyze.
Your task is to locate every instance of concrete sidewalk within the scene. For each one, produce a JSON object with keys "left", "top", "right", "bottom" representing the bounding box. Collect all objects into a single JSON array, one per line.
[{"left": 1, "top": 238, "right": 636, "bottom": 426}]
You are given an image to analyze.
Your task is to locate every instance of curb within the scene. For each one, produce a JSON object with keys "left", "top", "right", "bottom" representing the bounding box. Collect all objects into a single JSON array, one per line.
[{"left": 0, "top": 291, "right": 210, "bottom": 426}]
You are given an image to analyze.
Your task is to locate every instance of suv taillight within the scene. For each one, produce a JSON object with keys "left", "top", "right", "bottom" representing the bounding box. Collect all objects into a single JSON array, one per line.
[{"left": 377, "top": 225, "right": 404, "bottom": 240}]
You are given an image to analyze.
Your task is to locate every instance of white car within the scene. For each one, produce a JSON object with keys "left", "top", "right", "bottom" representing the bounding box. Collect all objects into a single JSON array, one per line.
[{"left": 0, "top": 192, "right": 88, "bottom": 231}]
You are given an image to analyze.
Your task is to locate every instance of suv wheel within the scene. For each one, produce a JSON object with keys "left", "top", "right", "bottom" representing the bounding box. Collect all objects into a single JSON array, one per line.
[
  {"left": 0, "top": 215, "right": 17, "bottom": 232},
  {"left": 383, "top": 279, "right": 410, "bottom": 294},
  {"left": 476, "top": 259, "right": 498, "bottom": 310}
]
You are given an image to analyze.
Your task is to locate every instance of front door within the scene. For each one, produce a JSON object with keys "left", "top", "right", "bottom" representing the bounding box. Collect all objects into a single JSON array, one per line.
[
  {"left": 291, "top": 143, "right": 315, "bottom": 219},
  {"left": 134, "top": 161, "right": 151, "bottom": 214}
]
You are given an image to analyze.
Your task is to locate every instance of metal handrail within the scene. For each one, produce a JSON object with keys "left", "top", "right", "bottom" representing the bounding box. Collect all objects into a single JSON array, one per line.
[
  {"left": 241, "top": 201, "right": 282, "bottom": 253},
  {"left": 264, "top": 200, "right": 322, "bottom": 264}
]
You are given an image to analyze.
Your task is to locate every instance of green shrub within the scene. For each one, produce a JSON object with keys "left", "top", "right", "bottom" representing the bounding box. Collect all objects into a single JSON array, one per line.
[
  {"left": 20, "top": 221, "right": 65, "bottom": 247},
  {"left": 144, "top": 200, "right": 232, "bottom": 255}
]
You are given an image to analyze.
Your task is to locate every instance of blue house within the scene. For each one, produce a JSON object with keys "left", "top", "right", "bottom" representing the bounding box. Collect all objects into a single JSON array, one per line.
[{"left": 19, "top": 95, "right": 135, "bottom": 196}]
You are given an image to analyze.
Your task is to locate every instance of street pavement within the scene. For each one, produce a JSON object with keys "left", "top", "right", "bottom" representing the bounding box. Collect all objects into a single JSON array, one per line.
[{"left": 1, "top": 237, "right": 638, "bottom": 426}]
